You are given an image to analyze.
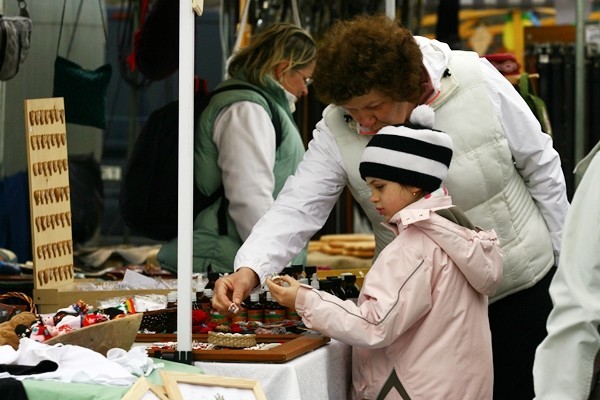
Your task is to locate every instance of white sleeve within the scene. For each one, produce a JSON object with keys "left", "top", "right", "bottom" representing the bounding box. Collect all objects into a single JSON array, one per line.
[
  {"left": 213, "top": 101, "right": 276, "bottom": 240},
  {"left": 533, "top": 152, "right": 600, "bottom": 399},
  {"left": 234, "top": 115, "right": 348, "bottom": 283},
  {"left": 480, "top": 58, "right": 569, "bottom": 256}
]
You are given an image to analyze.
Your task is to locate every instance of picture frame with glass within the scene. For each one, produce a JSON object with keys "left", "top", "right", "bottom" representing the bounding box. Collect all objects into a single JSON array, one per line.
[{"left": 160, "top": 371, "right": 267, "bottom": 400}]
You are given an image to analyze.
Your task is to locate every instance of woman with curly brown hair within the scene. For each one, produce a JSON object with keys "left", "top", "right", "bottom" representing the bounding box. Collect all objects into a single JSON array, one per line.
[{"left": 214, "top": 14, "right": 569, "bottom": 399}]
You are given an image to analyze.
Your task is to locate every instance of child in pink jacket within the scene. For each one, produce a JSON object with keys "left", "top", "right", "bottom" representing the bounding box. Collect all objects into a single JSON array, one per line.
[{"left": 267, "top": 105, "right": 503, "bottom": 400}]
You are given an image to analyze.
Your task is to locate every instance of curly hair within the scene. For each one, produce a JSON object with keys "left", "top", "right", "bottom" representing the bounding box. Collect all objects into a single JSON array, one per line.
[
  {"left": 228, "top": 23, "right": 316, "bottom": 86},
  {"left": 312, "top": 14, "right": 423, "bottom": 105}
]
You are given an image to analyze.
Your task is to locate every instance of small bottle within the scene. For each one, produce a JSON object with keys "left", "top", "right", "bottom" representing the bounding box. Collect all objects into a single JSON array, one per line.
[
  {"left": 246, "top": 292, "right": 264, "bottom": 323},
  {"left": 264, "top": 291, "right": 286, "bottom": 324},
  {"left": 166, "top": 291, "right": 178, "bottom": 309},
  {"left": 290, "top": 264, "right": 304, "bottom": 280},
  {"left": 310, "top": 273, "right": 320, "bottom": 290},
  {"left": 298, "top": 276, "right": 309, "bottom": 286},
  {"left": 319, "top": 279, "right": 335, "bottom": 296},
  {"left": 210, "top": 305, "right": 230, "bottom": 325},
  {"left": 343, "top": 274, "right": 360, "bottom": 304},
  {"left": 327, "top": 276, "right": 347, "bottom": 300},
  {"left": 206, "top": 285, "right": 229, "bottom": 324},
  {"left": 304, "top": 266, "right": 317, "bottom": 285},
  {"left": 259, "top": 284, "right": 268, "bottom": 305},
  {"left": 205, "top": 271, "right": 220, "bottom": 291},
  {"left": 286, "top": 303, "right": 301, "bottom": 321},
  {"left": 198, "top": 288, "right": 213, "bottom": 316},
  {"left": 191, "top": 289, "right": 199, "bottom": 310},
  {"left": 231, "top": 296, "right": 248, "bottom": 324},
  {"left": 195, "top": 273, "right": 207, "bottom": 302}
]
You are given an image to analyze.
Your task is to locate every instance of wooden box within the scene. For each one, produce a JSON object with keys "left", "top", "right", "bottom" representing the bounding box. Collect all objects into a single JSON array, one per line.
[{"left": 33, "top": 280, "right": 173, "bottom": 313}]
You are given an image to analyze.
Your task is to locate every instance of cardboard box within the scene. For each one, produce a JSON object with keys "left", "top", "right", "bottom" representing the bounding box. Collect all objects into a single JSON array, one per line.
[{"left": 34, "top": 280, "right": 173, "bottom": 313}]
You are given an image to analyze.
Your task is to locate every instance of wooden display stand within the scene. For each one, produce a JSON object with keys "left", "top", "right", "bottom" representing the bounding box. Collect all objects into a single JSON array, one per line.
[
  {"left": 24, "top": 98, "right": 171, "bottom": 313},
  {"left": 24, "top": 98, "right": 74, "bottom": 293}
]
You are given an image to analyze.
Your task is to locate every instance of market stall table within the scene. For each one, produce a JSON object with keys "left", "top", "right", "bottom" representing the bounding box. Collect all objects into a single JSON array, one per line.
[
  {"left": 194, "top": 338, "right": 351, "bottom": 400},
  {"left": 21, "top": 357, "right": 203, "bottom": 400}
]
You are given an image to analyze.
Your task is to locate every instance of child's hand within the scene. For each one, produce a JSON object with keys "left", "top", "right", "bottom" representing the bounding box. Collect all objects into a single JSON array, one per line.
[{"left": 266, "top": 275, "right": 301, "bottom": 309}]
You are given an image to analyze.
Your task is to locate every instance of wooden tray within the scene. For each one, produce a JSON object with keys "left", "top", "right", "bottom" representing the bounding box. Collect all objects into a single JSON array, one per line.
[
  {"left": 44, "top": 313, "right": 143, "bottom": 356},
  {"left": 137, "top": 333, "right": 330, "bottom": 363}
]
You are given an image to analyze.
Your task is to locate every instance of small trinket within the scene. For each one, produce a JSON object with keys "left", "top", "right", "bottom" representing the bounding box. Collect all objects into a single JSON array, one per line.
[{"left": 228, "top": 303, "right": 240, "bottom": 314}]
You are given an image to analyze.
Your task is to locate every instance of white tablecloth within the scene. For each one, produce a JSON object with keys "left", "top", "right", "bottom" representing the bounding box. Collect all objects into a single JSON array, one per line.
[{"left": 195, "top": 339, "right": 352, "bottom": 400}]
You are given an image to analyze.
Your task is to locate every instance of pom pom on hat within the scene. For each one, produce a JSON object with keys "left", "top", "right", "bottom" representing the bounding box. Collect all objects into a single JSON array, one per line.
[
  {"left": 359, "top": 105, "right": 453, "bottom": 193},
  {"left": 409, "top": 104, "right": 435, "bottom": 128}
]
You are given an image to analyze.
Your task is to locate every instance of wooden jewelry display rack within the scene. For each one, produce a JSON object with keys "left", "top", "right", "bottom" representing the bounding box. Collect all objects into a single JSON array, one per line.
[{"left": 24, "top": 97, "right": 75, "bottom": 291}]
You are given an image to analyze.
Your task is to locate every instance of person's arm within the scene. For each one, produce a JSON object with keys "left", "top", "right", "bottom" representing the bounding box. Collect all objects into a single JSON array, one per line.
[
  {"left": 213, "top": 101, "right": 277, "bottom": 240},
  {"left": 234, "top": 115, "right": 348, "bottom": 280},
  {"left": 533, "top": 152, "right": 600, "bottom": 399},
  {"left": 480, "top": 58, "right": 569, "bottom": 259},
  {"left": 270, "top": 247, "right": 432, "bottom": 347},
  {"left": 212, "top": 114, "right": 348, "bottom": 311}
]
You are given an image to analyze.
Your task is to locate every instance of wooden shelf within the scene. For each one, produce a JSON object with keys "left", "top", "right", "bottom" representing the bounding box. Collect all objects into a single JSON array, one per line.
[{"left": 525, "top": 25, "right": 576, "bottom": 44}]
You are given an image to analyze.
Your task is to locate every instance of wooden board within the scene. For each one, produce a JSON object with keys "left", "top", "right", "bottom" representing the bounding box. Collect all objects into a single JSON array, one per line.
[
  {"left": 524, "top": 25, "right": 576, "bottom": 44},
  {"left": 138, "top": 334, "right": 330, "bottom": 363},
  {"left": 23, "top": 97, "right": 74, "bottom": 290}
]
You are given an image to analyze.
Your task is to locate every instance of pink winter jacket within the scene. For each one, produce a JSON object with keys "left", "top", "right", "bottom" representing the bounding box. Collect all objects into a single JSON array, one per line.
[{"left": 295, "top": 194, "right": 503, "bottom": 400}]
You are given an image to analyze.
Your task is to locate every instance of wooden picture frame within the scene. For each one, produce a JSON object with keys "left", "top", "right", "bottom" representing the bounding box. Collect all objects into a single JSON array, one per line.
[
  {"left": 160, "top": 371, "right": 267, "bottom": 400},
  {"left": 122, "top": 376, "right": 168, "bottom": 400}
]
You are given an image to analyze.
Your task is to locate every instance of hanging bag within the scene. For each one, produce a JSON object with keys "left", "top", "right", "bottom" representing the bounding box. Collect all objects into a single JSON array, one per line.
[
  {"left": 0, "top": 0, "right": 32, "bottom": 81},
  {"left": 52, "top": 0, "right": 112, "bottom": 129}
]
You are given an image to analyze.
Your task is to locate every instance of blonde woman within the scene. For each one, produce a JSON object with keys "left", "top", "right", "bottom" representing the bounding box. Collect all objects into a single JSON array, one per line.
[{"left": 157, "top": 23, "right": 316, "bottom": 274}]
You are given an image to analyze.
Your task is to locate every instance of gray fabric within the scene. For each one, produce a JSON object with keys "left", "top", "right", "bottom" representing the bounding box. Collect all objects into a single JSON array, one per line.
[{"left": 435, "top": 206, "right": 476, "bottom": 230}]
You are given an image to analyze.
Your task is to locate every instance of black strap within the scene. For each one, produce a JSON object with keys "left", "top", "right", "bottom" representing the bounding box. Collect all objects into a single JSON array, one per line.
[
  {"left": 217, "top": 195, "right": 229, "bottom": 236},
  {"left": 57, "top": 0, "right": 106, "bottom": 58}
]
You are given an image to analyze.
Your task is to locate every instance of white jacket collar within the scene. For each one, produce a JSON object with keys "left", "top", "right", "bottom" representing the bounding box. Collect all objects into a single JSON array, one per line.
[{"left": 414, "top": 36, "right": 452, "bottom": 93}]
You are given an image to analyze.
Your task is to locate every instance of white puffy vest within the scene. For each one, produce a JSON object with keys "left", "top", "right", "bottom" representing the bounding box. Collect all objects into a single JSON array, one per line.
[{"left": 324, "top": 51, "right": 554, "bottom": 301}]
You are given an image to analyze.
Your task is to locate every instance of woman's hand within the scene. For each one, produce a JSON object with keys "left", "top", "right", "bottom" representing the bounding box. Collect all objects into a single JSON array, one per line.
[
  {"left": 266, "top": 274, "right": 301, "bottom": 309},
  {"left": 212, "top": 267, "right": 260, "bottom": 313}
]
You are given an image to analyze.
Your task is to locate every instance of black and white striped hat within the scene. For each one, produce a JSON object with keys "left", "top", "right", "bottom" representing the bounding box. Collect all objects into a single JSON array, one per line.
[{"left": 359, "top": 105, "right": 453, "bottom": 193}]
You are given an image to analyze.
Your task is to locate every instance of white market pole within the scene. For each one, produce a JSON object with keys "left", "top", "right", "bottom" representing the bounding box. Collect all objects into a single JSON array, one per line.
[
  {"left": 574, "top": 0, "right": 585, "bottom": 187},
  {"left": 176, "top": 0, "right": 196, "bottom": 363},
  {"left": 385, "top": 0, "right": 395, "bottom": 19}
]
